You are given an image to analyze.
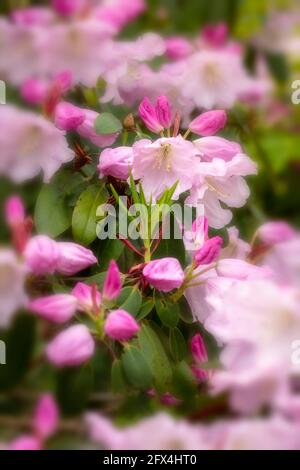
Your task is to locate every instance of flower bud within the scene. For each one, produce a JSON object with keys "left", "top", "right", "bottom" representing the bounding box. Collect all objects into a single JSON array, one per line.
[
  {"left": 54, "top": 102, "right": 85, "bottom": 131},
  {"left": 52, "top": 0, "right": 85, "bottom": 16},
  {"left": 20, "top": 78, "right": 48, "bottom": 105},
  {"left": 193, "top": 136, "right": 241, "bottom": 161},
  {"left": 103, "top": 260, "right": 122, "bottom": 301},
  {"left": 139, "top": 97, "right": 163, "bottom": 134},
  {"left": 33, "top": 394, "right": 59, "bottom": 439},
  {"left": 56, "top": 242, "right": 97, "bottom": 276},
  {"left": 190, "top": 333, "right": 208, "bottom": 363},
  {"left": 71, "top": 282, "right": 101, "bottom": 312},
  {"left": 104, "top": 309, "right": 140, "bottom": 341},
  {"left": 189, "top": 110, "right": 227, "bottom": 136},
  {"left": 46, "top": 324, "right": 95, "bottom": 367},
  {"left": 257, "top": 221, "right": 295, "bottom": 245},
  {"left": 165, "top": 37, "right": 192, "bottom": 60},
  {"left": 28, "top": 294, "right": 77, "bottom": 323},
  {"left": 77, "top": 109, "right": 118, "bottom": 148},
  {"left": 202, "top": 23, "right": 228, "bottom": 48},
  {"left": 194, "top": 236, "right": 223, "bottom": 266},
  {"left": 10, "top": 435, "right": 42, "bottom": 451},
  {"left": 98, "top": 147, "right": 133, "bottom": 180},
  {"left": 143, "top": 257, "right": 184, "bottom": 292},
  {"left": 155, "top": 96, "right": 172, "bottom": 128},
  {"left": 53, "top": 70, "right": 72, "bottom": 94},
  {"left": 4, "top": 195, "right": 25, "bottom": 227},
  {"left": 24, "top": 235, "right": 60, "bottom": 275}
]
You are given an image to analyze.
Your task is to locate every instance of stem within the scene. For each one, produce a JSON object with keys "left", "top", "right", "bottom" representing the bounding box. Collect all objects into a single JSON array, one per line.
[{"left": 183, "top": 129, "right": 191, "bottom": 139}]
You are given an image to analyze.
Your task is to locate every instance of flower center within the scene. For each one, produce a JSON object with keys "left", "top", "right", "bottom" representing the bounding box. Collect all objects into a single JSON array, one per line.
[{"left": 154, "top": 143, "right": 173, "bottom": 171}]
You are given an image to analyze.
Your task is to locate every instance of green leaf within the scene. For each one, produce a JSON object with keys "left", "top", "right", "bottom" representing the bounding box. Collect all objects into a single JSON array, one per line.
[
  {"left": 265, "top": 51, "right": 289, "bottom": 83},
  {"left": 117, "top": 287, "right": 142, "bottom": 316},
  {"left": 121, "top": 346, "right": 152, "bottom": 389},
  {"left": 155, "top": 298, "right": 179, "bottom": 328},
  {"left": 169, "top": 328, "right": 187, "bottom": 363},
  {"left": 138, "top": 323, "right": 172, "bottom": 391},
  {"left": 56, "top": 366, "right": 93, "bottom": 416},
  {"left": 72, "top": 183, "right": 108, "bottom": 246},
  {"left": 178, "top": 296, "right": 194, "bottom": 324},
  {"left": 152, "top": 213, "right": 186, "bottom": 266},
  {"left": 111, "top": 359, "right": 127, "bottom": 393},
  {"left": 94, "top": 112, "right": 122, "bottom": 135},
  {"left": 0, "top": 314, "right": 36, "bottom": 391},
  {"left": 136, "top": 298, "right": 154, "bottom": 320},
  {"left": 35, "top": 184, "right": 71, "bottom": 237},
  {"left": 97, "top": 238, "right": 124, "bottom": 270}
]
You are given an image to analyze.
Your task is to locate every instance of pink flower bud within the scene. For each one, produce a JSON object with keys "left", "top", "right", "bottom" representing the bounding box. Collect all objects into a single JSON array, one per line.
[
  {"left": 155, "top": 96, "right": 172, "bottom": 128},
  {"left": 189, "top": 110, "right": 227, "bottom": 136},
  {"left": 143, "top": 258, "right": 184, "bottom": 292},
  {"left": 217, "top": 259, "right": 273, "bottom": 280},
  {"left": 77, "top": 109, "right": 118, "bottom": 148},
  {"left": 52, "top": 0, "right": 85, "bottom": 16},
  {"left": 10, "top": 435, "right": 42, "bottom": 450},
  {"left": 53, "top": 70, "right": 72, "bottom": 94},
  {"left": 194, "top": 236, "right": 223, "bottom": 266},
  {"left": 28, "top": 294, "right": 77, "bottom": 323},
  {"left": 20, "top": 78, "right": 48, "bottom": 105},
  {"left": 33, "top": 394, "right": 59, "bottom": 439},
  {"left": 4, "top": 195, "right": 25, "bottom": 227},
  {"left": 103, "top": 260, "right": 122, "bottom": 301},
  {"left": 193, "top": 136, "right": 241, "bottom": 161},
  {"left": 98, "top": 147, "right": 133, "bottom": 180},
  {"left": 104, "top": 309, "right": 140, "bottom": 341},
  {"left": 202, "top": 23, "right": 228, "bottom": 48},
  {"left": 46, "top": 324, "right": 95, "bottom": 367},
  {"left": 71, "top": 282, "right": 101, "bottom": 312},
  {"left": 190, "top": 333, "right": 208, "bottom": 363},
  {"left": 139, "top": 97, "right": 163, "bottom": 134},
  {"left": 165, "top": 37, "right": 192, "bottom": 60},
  {"left": 257, "top": 222, "right": 295, "bottom": 245},
  {"left": 56, "top": 242, "right": 97, "bottom": 276},
  {"left": 24, "top": 235, "right": 60, "bottom": 275},
  {"left": 54, "top": 102, "right": 85, "bottom": 131}
]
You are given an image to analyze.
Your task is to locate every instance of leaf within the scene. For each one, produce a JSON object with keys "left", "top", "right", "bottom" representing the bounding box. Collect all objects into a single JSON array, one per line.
[
  {"left": 97, "top": 238, "right": 124, "bottom": 270},
  {"left": 35, "top": 184, "right": 71, "bottom": 237},
  {"left": 94, "top": 112, "right": 122, "bottom": 135},
  {"left": 136, "top": 298, "right": 154, "bottom": 320},
  {"left": 155, "top": 298, "right": 179, "bottom": 328},
  {"left": 138, "top": 323, "right": 172, "bottom": 391},
  {"left": 111, "top": 359, "right": 127, "bottom": 393},
  {"left": 178, "top": 296, "right": 194, "bottom": 324},
  {"left": 121, "top": 346, "right": 152, "bottom": 389},
  {"left": 117, "top": 287, "right": 142, "bottom": 316},
  {"left": 72, "top": 183, "right": 108, "bottom": 246},
  {"left": 0, "top": 314, "right": 36, "bottom": 391},
  {"left": 152, "top": 213, "right": 186, "bottom": 266},
  {"left": 56, "top": 366, "right": 93, "bottom": 416},
  {"left": 265, "top": 51, "right": 289, "bottom": 83},
  {"left": 169, "top": 328, "right": 187, "bottom": 363}
]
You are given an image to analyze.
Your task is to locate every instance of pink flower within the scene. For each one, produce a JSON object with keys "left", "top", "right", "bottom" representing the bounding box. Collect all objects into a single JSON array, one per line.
[
  {"left": 53, "top": 70, "right": 73, "bottom": 94},
  {"left": 190, "top": 333, "right": 209, "bottom": 381},
  {"left": 4, "top": 195, "right": 25, "bottom": 227},
  {"left": 77, "top": 109, "right": 118, "bottom": 148},
  {"left": 258, "top": 221, "right": 296, "bottom": 245},
  {"left": 202, "top": 23, "right": 228, "bottom": 48},
  {"left": 165, "top": 37, "right": 193, "bottom": 60},
  {"left": 143, "top": 258, "right": 184, "bottom": 292},
  {"left": 24, "top": 235, "right": 60, "bottom": 275},
  {"left": 98, "top": 147, "right": 133, "bottom": 180},
  {"left": 33, "top": 394, "right": 59, "bottom": 439},
  {"left": 11, "top": 7, "right": 54, "bottom": 26},
  {"left": 139, "top": 97, "right": 163, "bottom": 134},
  {"left": 56, "top": 242, "right": 97, "bottom": 276},
  {"left": 193, "top": 136, "right": 241, "bottom": 161},
  {"left": 155, "top": 96, "right": 172, "bottom": 128},
  {"left": 46, "top": 324, "right": 95, "bottom": 367},
  {"left": 9, "top": 435, "right": 42, "bottom": 451},
  {"left": 194, "top": 236, "right": 223, "bottom": 266},
  {"left": 28, "top": 294, "right": 77, "bottom": 323},
  {"left": 71, "top": 282, "right": 101, "bottom": 313},
  {"left": 104, "top": 309, "right": 140, "bottom": 341},
  {"left": 103, "top": 260, "right": 122, "bottom": 301},
  {"left": 132, "top": 136, "right": 200, "bottom": 201},
  {"left": 189, "top": 110, "right": 227, "bottom": 136},
  {"left": 20, "top": 78, "right": 48, "bottom": 105},
  {"left": 51, "top": 0, "right": 85, "bottom": 16},
  {"left": 216, "top": 259, "right": 273, "bottom": 280},
  {"left": 54, "top": 102, "right": 85, "bottom": 131}
]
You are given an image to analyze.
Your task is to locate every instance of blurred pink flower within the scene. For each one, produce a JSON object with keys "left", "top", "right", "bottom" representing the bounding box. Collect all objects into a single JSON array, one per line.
[
  {"left": 258, "top": 221, "right": 296, "bottom": 245},
  {"left": 143, "top": 257, "right": 184, "bottom": 292},
  {"left": 28, "top": 294, "right": 77, "bottom": 323},
  {"left": 33, "top": 394, "right": 59, "bottom": 439},
  {"left": 20, "top": 78, "right": 48, "bottom": 105},
  {"left": 104, "top": 309, "right": 140, "bottom": 341},
  {"left": 56, "top": 242, "right": 97, "bottom": 276},
  {"left": 165, "top": 36, "right": 193, "bottom": 60},
  {"left": 54, "top": 102, "right": 85, "bottom": 131},
  {"left": 71, "top": 282, "right": 101, "bottom": 313},
  {"left": 24, "top": 235, "right": 60, "bottom": 275},
  {"left": 46, "top": 324, "right": 95, "bottom": 367},
  {"left": 98, "top": 146, "right": 133, "bottom": 180},
  {"left": 9, "top": 435, "right": 42, "bottom": 451}
]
